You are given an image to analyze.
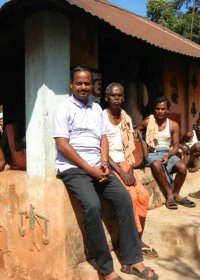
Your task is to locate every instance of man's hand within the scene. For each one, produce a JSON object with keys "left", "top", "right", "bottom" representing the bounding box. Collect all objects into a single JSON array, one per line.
[
  {"left": 99, "top": 163, "right": 110, "bottom": 182},
  {"left": 161, "top": 154, "right": 169, "bottom": 165},
  {"left": 119, "top": 168, "right": 136, "bottom": 186},
  {"left": 101, "top": 161, "right": 109, "bottom": 176},
  {"left": 88, "top": 166, "right": 109, "bottom": 182}
]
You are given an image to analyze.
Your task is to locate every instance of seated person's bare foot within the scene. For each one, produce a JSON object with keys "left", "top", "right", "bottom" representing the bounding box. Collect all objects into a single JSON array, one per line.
[
  {"left": 173, "top": 193, "right": 182, "bottom": 202},
  {"left": 121, "top": 262, "right": 158, "bottom": 279},
  {"left": 103, "top": 271, "right": 122, "bottom": 280}
]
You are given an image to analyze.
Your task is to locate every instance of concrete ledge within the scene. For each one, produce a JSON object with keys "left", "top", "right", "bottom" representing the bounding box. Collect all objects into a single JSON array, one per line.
[
  {"left": 0, "top": 171, "right": 66, "bottom": 280},
  {"left": 135, "top": 168, "right": 166, "bottom": 209},
  {"left": 1, "top": 168, "right": 199, "bottom": 279},
  {"left": 143, "top": 199, "right": 200, "bottom": 261},
  {"left": 136, "top": 168, "right": 200, "bottom": 209},
  {"left": 0, "top": 170, "right": 117, "bottom": 280}
]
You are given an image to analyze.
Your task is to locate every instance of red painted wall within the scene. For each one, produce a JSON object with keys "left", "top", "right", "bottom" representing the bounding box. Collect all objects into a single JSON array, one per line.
[
  {"left": 188, "top": 61, "right": 200, "bottom": 131},
  {"left": 163, "top": 55, "right": 188, "bottom": 134}
]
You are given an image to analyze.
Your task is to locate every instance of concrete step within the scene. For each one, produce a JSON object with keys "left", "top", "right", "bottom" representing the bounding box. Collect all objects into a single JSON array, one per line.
[
  {"left": 74, "top": 250, "right": 200, "bottom": 280},
  {"left": 73, "top": 171, "right": 200, "bottom": 279},
  {"left": 178, "top": 169, "right": 200, "bottom": 198},
  {"left": 75, "top": 197, "right": 200, "bottom": 279},
  {"left": 143, "top": 194, "right": 200, "bottom": 262}
]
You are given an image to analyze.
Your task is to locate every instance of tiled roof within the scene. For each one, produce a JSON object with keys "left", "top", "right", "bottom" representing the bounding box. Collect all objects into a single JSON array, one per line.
[{"left": 67, "top": 0, "right": 200, "bottom": 58}]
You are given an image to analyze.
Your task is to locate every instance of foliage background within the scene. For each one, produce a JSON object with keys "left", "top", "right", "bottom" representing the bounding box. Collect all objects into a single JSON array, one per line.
[{"left": 147, "top": 0, "right": 200, "bottom": 43}]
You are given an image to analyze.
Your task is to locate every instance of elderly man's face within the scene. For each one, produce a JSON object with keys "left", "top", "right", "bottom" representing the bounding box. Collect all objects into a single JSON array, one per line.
[{"left": 107, "top": 86, "right": 124, "bottom": 109}]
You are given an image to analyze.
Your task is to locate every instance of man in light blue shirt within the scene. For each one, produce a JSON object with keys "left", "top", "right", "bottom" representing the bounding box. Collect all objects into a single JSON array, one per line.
[
  {"left": 53, "top": 93, "right": 105, "bottom": 172},
  {"left": 53, "top": 66, "right": 158, "bottom": 280}
]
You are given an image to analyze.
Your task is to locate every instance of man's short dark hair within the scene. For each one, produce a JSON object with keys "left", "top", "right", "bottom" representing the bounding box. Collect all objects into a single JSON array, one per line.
[
  {"left": 153, "top": 96, "right": 170, "bottom": 109},
  {"left": 70, "top": 66, "right": 92, "bottom": 82}
]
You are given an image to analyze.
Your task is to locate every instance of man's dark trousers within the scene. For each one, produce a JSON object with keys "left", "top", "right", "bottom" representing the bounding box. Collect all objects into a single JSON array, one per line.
[{"left": 58, "top": 168, "right": 142, "bottom": 275}]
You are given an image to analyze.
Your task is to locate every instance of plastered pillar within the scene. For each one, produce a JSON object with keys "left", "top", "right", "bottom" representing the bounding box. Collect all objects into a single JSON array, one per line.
[{"left": 25, "top": 11, "right": 70, "bottom": 178}]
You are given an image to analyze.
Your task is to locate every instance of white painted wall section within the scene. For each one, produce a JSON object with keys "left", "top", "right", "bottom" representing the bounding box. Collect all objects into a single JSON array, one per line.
[{"left": 25, "top": 11, "right": 70, "bottom": 177}]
